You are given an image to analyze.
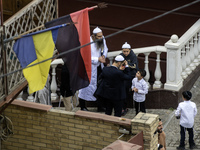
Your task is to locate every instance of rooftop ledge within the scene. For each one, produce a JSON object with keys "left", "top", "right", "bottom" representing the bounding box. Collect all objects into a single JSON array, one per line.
[
  {"left": 5, "top": 100, "right": 131, "bottom": 126},
  {"left": 9, "top": 99, "right": 52, "bottom": 111},
  {"left": 75, "top": 110, "right": 131, "bottom": 126}
]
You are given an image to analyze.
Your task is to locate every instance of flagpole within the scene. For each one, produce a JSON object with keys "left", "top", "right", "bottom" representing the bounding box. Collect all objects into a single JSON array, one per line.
[
  {"left": 4, "top": 22, "right": 75, "bottom": 43},
  {"left": 89, "top": 2, "right": 108, "bottom": 10}
]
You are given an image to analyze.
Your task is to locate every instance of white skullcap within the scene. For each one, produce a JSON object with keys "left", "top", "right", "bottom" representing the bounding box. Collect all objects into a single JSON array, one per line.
[
  {"left": 115, "top": 55, "right": 124, "bottom": 62},
  {"left": 93, "top": 27, "right": 102, "bottom": 34},
  {"left": 122, "top": 42, "right": 131, "bottom": 49}
]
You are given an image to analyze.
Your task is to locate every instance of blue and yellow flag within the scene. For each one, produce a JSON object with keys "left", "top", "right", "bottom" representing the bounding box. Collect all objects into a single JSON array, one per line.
[{"left": 13, "top": 26, "right": 60, "bottom": 94}]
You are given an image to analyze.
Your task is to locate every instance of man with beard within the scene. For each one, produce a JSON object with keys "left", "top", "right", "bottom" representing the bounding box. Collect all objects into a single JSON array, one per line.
[
  {"left": 120, "top": 42, "right": 138, "bottom": 116},
  {"left": 157, "top": 118, "right": 166, "bottom": 150},
  {"left": 78, "top": 27, "right": 108, "bottom": 111}
]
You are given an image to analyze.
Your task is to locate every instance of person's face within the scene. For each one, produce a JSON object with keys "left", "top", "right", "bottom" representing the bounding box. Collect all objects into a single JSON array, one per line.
[
  {"left": 122, "top": 48, "right": 130, "bottom": 57},
  {"left": 95, "top": 32, "right": 103, "bottom": 40},
  {"left": 157, "top": 121, "right": 163, "bottom": 133},
  {"left": 136, "top": 71, "right": 142, "bottom": 80}
]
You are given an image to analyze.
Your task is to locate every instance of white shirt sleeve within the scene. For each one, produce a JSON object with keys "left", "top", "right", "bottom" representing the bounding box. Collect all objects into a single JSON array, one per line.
[
  {"left": 194, "top": 103, "right": 197, "bottom": 117},
  {"left": 138, "top": 81, "right": 148, "bottom": 94},
  {"left": 131, "top": 78, "right": 136, "bottom": 89},
  {"left": 175, "top": 104, "right": 181, "bottom": 116},
  {"left": 102, "top": 38, "right": 108, "bottom": 58}
]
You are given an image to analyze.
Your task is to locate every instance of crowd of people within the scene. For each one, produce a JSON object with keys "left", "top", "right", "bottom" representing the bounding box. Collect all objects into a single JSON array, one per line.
[{"left": 77, "top": 26, "right": 149, "bottom": 117}]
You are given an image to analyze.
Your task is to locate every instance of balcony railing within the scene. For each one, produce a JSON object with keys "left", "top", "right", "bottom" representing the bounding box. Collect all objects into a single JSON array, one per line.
[
  {"left": 48, "top": 18, "right": 200, "bottom": 102},
  {"left": 0, "top": 0, "right": 57, "bottom": 103}
]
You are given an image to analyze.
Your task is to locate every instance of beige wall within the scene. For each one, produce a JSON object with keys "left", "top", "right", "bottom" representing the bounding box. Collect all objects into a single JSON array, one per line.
[
  {"left": 2, "top": 104, "right": 132, "bottom": 150},
  {"left": 1, "top": 103, "right": 159, "bottom": 150}
]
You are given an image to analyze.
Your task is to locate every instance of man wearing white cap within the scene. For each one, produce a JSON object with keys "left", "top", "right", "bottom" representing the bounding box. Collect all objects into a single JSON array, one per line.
[
  {"left": 78, "top": 27, "right": 108, "bottom": 111},
  {"left": 120, "top": 42, "right": 138, "bottom": 116},
  {"left": 94, "top": 55, "right": 132, "bottom": 117}
]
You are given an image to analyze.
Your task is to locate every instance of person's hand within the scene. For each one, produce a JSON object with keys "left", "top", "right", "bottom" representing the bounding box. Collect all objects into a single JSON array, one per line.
[
  {"left": 98, "top": 56, "right": 106, "bottom": 63},
  {"left": 119, "top": 64, "right": 125, "bottom": 70},
  {"left": 124, "top": 60, "right": 128, "bottom": 66},
  {"left": 132, "top": 88, "right": 138, "bottom": 93}
]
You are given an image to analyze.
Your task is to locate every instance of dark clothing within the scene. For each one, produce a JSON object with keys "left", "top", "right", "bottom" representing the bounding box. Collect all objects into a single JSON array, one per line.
[
  {"left": 121, "top": 50, "right": 138, "bottom": 87},
  {"left": 79, "top": 98, "right": 86, "bottom": 110},
  {"left": 95, "top": 66, "right": 132, "bottom": 117},
  {"left": 96, "top": 65, "right": 106, "bottom": 110},
  {"left": 180, "top": 125, "right": 195, "bottom": 147},
  {"left": 121, "top": 50, "right": 138, "bottom": 110},
  {"left": 135, "top": 101, "right": 146, "bottom": 115},
  {"left": 96, "top": 66, "right": 132, "bottom": 101},
  {"left": 105, "top": 99, "right": 123, "bottom": 117},
  {"left": 60, "top": 65, "right": 73, "bottom": 97}
]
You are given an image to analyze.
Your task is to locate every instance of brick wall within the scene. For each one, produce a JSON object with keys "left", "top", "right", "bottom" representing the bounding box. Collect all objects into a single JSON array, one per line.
[
  {"left": 1, "top": 103, "right": 132, "bottom": 150},
  {"left": 131, "top": 112, "right": 159, "bottom": 150}
]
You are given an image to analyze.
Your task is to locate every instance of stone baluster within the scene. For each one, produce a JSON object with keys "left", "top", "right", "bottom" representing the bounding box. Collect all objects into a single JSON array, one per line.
[
  {"left": 144, "top": 52, "right": 150, "bottom": 87},
  {"left": 185, "top": 42, "right": 192, "bottom": 75},
  {"left": 153, "top": 51, "right": 162, "bottom": 88},
  {"left": 193, "top": 34, "right": 199, "bottom": 66},
  {"left": 164, "top": 34, "right": 183, "bottom": 91},
  {"left": 181, "top": 47, "right": 187, "bottom": 79},
  {"left": 16, "top": 91, "right": 24, "bottom": 101},
  {"left": 108, "top": 57, "right": 114, "bottom": 66},
  {"left": 197, "top": 32, "right": 200, "bottom": 62},
  {"left": 189, "top": 39, "right": 196, "bottom": 70},
  {"left": 26, "top": 87, "right": 34, "bottom": 102},
  {"left": 50, "top": 58, "right": 64, "bottom": 101}
]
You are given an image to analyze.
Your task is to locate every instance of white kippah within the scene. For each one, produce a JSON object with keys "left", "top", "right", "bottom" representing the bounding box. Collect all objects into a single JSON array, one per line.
[
  {"left": 122, "top": 42, "right": 131, "bottom": 49},
  {"left": 115, "top": 55, "right": 124, "bottom": 62},
  {"left": 93, "top": 27, "right": 102, "bottom": 34}
]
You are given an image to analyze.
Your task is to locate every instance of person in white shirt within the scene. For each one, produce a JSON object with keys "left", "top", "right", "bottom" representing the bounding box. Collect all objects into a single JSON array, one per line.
[
  {"left": 78, "top": 27, "right": 108, "bottom": 111},
  {"left": 175, "top": 91, "right": 197, "bottom": 150},
  {"left": 131, "top": 69, "right": 148, "bottom": 115}
]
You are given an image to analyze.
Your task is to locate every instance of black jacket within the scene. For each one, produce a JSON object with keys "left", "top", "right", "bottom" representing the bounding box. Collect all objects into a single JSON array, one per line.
[
  {"left": 120, "top": 50, "right": 138, "bottom": 78},
  {"left": 120, "top": 50, "right": 138, "bottom": 88},
  {"left": 95, "top": 66, "right": 132, "bottom": 101}
]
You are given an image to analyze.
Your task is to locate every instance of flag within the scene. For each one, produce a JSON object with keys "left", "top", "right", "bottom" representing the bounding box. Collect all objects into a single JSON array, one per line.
[
  {"left": 45, "top": 8, "right": 91, "bottom": 94},
  {"left": 13, "top": 26, "right": 60, "bottom": 94}
]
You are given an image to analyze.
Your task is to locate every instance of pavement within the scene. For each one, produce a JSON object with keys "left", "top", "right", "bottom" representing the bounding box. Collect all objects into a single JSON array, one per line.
[{"left": 55, "top": 76, "right": 200, "bottom": 150}]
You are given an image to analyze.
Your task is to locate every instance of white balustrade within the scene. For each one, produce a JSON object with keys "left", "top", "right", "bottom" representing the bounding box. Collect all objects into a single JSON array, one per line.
[
  {"left": 164, "top": 34, "right": 183, "bottom": 91},
  {"left": 26, "top": 87, "right": 34, "bottom": 102},
  {"left": 50, "top": 58, "right": 64, "bottom": 101},
  {"left": 16, "top": 91, "right": 24, "bottom": 101},
  {"left": 107, "top": 46, "right": 166, "bottom": 89},
  {"left": 49, "top": 19, "right": 200, "bottom": 93},
  {"left": 185, "top": 42, "right": 192, "bottom": 75},
  {"left": 144, "top": 52, "right": 150, "bottom": 87},
  {"left": 153, "top": 51, "right": 162, "bottom": 88},
  {"left": 181, "top": 47, "right": 187, "bottom": 79},
  {"left": 193, "top": 34, "right": 199, "bottom": 66},
  {"left": 198, "top": 33, "right": 200, "bottom": 62},
  {"left": 189, "top": 39, "right": 196, "bottom": 70}
]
